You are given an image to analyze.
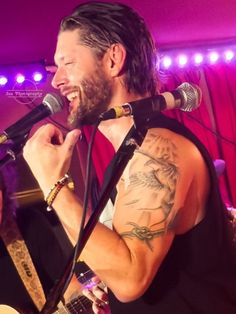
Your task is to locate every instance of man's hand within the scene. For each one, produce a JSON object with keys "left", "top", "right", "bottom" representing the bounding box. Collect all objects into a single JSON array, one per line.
[
  {"left": 23, "top": 123, "right": 80, "bottom": 195},
  {"left": 82, "top": 278, "right": 111, "bottom": 314}
]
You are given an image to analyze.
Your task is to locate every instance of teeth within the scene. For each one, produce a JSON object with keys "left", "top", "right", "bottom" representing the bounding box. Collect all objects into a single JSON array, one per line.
[{"left": 67, "top": 91, "right": 79, "bottom": 102}]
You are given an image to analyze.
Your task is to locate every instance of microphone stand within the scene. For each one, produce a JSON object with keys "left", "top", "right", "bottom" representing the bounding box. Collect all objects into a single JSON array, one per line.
[
  {"left": 0, "top": 134, "right": 28, "bottom": 169},
  {"left": 41, "top": 118, "right": 149, "bottom": 314}
]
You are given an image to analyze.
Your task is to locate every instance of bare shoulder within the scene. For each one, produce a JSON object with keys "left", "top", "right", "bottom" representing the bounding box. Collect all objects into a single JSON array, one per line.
[
  {"left": 141, "top": 127, "right": 201, "bottom": 159},
  {"left": 140, "top": 127, "right": 208, "bottom": 177},
  {"left": 114, "top": 128, "right": 182, "bottom": 235},
  {"left": 140, "top": 127, "right": 210, "bottom": 231}
]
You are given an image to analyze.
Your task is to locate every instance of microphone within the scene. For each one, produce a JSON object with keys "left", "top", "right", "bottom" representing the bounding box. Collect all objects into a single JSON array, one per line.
[
  {"left": 99, "top": 82, "right": 201, "bottom": 121},
  {"left": 0, "top": 93, "right": 64, "bottom": 144}
]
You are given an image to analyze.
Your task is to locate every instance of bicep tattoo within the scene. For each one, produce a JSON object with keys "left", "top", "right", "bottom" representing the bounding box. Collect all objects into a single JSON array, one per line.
[
  {"left": 120, "top": 222, "right": 166, "bottom": 251},
  {"left": 119, "top": 133, "right": 179, "bottom": 250}
]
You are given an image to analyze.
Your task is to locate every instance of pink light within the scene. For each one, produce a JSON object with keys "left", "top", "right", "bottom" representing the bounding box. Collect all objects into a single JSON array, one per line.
[
  {"left": 0, "top": 76, "right": 8, "bottom": 86},
  {"left": 33, "top": 72, "right": 43, "bottom": 82},
  {"left": 160, "top": 46, "right": 236, "bottom": 71},
  {"left": 16, "top": 74, "right": 25, "bottom": 84},
  {"left": 208, "top": 51, "right": 219, "bottom": 63},
  {"left": 161, "top": 56, "right": 172, "bottom": 69},
  {"left": 224, "top": 50, "right": 234, "bottom": 61},
  {"left": 193, "top": 53, "right": 204, "bottom": 65},
  {"left": 177, "top": 54, "right": 188, "bottom": 67}
]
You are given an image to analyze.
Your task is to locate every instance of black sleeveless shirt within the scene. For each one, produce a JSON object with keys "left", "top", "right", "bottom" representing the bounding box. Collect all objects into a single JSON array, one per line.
[{"left": 107, "top": 114, "right": 236, "bottom": 314}]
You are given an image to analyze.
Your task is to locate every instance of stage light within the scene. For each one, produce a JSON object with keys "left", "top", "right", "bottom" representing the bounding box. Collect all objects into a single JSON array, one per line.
[
  {"left": 177, "top": 54, "right": 188, "bottom": 67},
  {"left": 33, "top": 72, "right": 43, "bottom": 82},
  {"left": 224, "top": 50, "right": 234, "bottom": 62},
  {"left": 0, "top": 76, "right": 8, "bottom": 86},
  {"left": 16, "top": 74, "right": 25, "bottom": 84},
  {"left": 0, "top": 61, "right": 48, "bottom": 89},
  {"left": 159, "top": 42, "right": 236, "bottom": 70},
  {"left": 161, "top": 56, "right": 172, "bottom": 69},
  {"left": 193, "top": 53, "right": 204, "bottom": 65},
  {"left": 208, "top": 51, "right": 219, "bottom": 64}
]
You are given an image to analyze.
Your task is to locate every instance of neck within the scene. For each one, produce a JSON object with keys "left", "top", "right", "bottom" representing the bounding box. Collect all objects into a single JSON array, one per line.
[
  {"left": 98, "top": 116, "right": 133, "bottom": 151},
  {"left": 98, "top": 87, "right": 149, "bottom": 150}
]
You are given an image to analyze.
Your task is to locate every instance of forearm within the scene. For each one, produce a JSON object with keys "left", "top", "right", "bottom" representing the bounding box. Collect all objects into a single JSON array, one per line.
[
  {"left": 52, "top": 185, "right": 85, "bottom": 244},
  {"left": 22, "top": 126, "right": 141, "bottom": 298},
  {"left": 51, "top": 187, "right": 147, "bottom": 301}
]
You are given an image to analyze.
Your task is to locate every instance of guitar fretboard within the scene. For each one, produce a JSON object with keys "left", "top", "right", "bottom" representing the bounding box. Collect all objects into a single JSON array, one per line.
[{"left": 54, "top": 295, "right": 92, "bottom": 314}]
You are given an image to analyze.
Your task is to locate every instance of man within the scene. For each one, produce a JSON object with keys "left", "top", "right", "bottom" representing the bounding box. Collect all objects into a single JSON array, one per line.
[{"left": 23, "top": 2, "right": 236, "bottom": 313}]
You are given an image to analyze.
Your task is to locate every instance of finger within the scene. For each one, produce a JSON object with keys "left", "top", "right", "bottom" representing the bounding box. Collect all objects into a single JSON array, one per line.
[
  {"left": 91, "top": 276, "right": 101, "bottom": 285},
  {"left": 25, "top": 124, "right": 62, "bottom": 147},
  {"left": 82, "top": 288, "right": 96, "bottom": 302},
  {"left": 91, "top": 286, "right": 109, "bottom": 303},
  {"left": 83, "top": 288, "right": 110, "bottom": 314},
  {"left": 82, "top": 288, "right": 109, "bottom": 304},
  {"left": 39, "top": 124, "right": 64, "bottom": 144},
  {"left": 23, "top": 124, "right": 62, "bottom": 160},
  {"left": 62, "top": 129, "right": 81, "bottom": 153},
  {"left": 90, "top": 276, "right": 107, "bottom": 291},
  {"left": 92, "top": 301, "right": 110, "bottom": 314}
]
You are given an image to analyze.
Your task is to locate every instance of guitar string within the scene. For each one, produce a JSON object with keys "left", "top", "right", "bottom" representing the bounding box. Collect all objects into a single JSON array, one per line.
[
  {"left": 66, "top": 294, "right": 92, "bottom": 313},
  {"left": 51, "top": 270, "right": 96, "bottom": 313}
]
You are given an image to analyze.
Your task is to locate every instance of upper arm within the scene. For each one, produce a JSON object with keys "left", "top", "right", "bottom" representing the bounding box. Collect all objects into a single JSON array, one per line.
[{"left": 112, "top": 128, "right": 195, "bottom": 283}]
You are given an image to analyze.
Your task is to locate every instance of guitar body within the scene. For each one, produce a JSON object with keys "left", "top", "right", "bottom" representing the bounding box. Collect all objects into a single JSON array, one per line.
[
  {"left": 0, "top": 305, "right": 20, "bottom": 314},
  {"left": 0, "top": 301, "right": 93, "bottom": 314},
  {"left": 0, "top": 275, "right": 93, "bottom": 314}
]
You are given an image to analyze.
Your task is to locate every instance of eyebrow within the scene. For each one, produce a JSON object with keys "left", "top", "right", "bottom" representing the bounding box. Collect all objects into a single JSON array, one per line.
[
  {"left": 54, "top": 55, "right": 65, "bottom": 66},
  {"left": 54, "top": 54, "right": 73, "bottom": 68}
]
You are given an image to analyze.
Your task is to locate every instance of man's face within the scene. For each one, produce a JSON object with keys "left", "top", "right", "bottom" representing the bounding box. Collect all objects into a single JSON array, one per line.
[{"left": 52, "top": 30, "right": 113, "bottom": 127}]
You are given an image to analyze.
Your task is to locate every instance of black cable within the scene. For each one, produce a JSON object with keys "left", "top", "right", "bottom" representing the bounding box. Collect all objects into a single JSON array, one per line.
[
  {"left": 60, "top": 120, "right": 100, "bottom": 296},
  {"left": 40, "top": 122, "right": 100, "bottom": 313},
  {"left": 185, "top": 112, "right": 236, "bottom": 147}
]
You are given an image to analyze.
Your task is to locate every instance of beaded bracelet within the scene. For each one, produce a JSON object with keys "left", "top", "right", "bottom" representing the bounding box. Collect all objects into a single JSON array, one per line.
[{"left": 45, "top": 174, "right": 70, "bottom": 211}]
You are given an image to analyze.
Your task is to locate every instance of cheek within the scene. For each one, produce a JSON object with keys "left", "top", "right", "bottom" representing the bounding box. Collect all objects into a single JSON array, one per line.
[
  {"left": 68, "top": 72, "right": 86, "bottom": 90},
  {"left": 67, "top": 71, "right": 78, "bottom": 85},
  {"left": 67, "top": 61, "right": 93, "bottom": 85}
]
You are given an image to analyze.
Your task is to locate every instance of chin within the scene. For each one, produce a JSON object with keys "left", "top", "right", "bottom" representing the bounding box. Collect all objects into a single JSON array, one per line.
[{"left": 67, "top": 115, "right": 95, "bottom": 129}]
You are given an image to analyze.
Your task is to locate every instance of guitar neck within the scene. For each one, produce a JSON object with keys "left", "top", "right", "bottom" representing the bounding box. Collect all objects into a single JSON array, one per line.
[
  {"left": 55, "top": 295, "right": 92, "bottom": 314},
  {"left": 0, "top": 295, "right": 92, "bottom": 314}
]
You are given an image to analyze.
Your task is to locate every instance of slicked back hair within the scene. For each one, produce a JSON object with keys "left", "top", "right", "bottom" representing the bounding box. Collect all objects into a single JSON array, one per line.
[{"left": 60, "top": 1, "right": 159, "bottom": 96}]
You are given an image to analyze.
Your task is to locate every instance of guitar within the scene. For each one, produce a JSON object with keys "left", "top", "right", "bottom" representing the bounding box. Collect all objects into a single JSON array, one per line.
[
  {"left": 55, "top": 293, "right": 93, "bottom": 314},
  {"left": 0, "top": 305, "right": 19, "bottom": 314},
  {"left": 0, "top": 293, "right": 93, "bottom": 314}
]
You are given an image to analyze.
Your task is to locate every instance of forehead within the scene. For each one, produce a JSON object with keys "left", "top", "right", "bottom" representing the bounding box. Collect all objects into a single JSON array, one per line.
[{"left": 54, "top": 30, "right": 90, "bottom": 64}]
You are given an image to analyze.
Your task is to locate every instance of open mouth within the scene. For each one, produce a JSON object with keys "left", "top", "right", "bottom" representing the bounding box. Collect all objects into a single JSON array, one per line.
[{"left": 66, "top": 91, "right": 79, "bottom": 102}]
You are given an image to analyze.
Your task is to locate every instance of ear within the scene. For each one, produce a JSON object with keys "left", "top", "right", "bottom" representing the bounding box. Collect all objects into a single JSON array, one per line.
[{"left": 106, "top": 43, "right": 126, "bottom": 77}]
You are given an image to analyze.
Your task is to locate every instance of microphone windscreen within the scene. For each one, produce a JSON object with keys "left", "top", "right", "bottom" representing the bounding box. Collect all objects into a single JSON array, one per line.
[
  {"left": 43, "top": 93, "right": 64, "bottom": 114},
  {"left": 177, "top": 82, "right": 202, "bottom": 112}
]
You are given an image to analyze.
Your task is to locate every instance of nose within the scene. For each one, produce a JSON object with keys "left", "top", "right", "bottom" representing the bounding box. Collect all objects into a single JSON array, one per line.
[{"left": 51, "top": 67, "right": 68, "bottom": 89}]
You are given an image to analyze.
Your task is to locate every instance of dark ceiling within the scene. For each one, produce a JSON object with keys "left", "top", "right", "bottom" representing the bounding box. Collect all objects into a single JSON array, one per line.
[{"left": 1, "top": 0, "right": 236, "bottom": 66}]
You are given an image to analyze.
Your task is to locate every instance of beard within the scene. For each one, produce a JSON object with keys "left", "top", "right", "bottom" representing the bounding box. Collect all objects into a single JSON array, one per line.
[{"left": 67, "top": 66, "right": 112, "bottom": 128}]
